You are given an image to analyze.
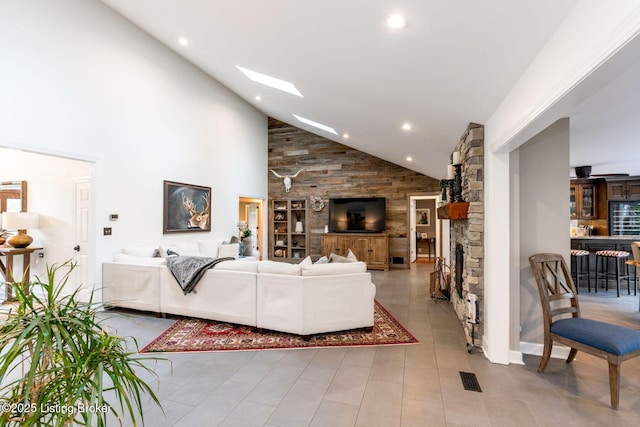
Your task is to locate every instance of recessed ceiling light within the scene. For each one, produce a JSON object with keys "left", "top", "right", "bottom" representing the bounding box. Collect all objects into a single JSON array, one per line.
[
  {"left": 342, "top": 133, "right": 350, "bottom": 139},
  {"left": 293, "top": 114, "right": 338, "bottom": 135},
  {"left": 178, "top": 37, "right": 189, "bottom": 46},
  {"left": 386, "top": 14, "right": 407, "bottom": 29},
  {"left": 237, "top": 66, "right": 303, "bottom": 97},
  {"left": 402, "top": 122, "right": 413, "bottom": 131},
  {"left": 406, "top": 156, "right": 413, "bottom": 162},
  {"left": 255, "top": 95, "right": 262, "bottom": 102}
]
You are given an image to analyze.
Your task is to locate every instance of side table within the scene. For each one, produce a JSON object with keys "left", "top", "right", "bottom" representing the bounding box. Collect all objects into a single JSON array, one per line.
[{"left": 0, "top": 246, "right": 43, "bottom": 302}]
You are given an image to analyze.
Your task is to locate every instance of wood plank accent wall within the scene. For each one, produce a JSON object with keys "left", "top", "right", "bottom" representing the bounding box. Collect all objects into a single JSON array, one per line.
[{"left": 268, "top": 118, "right": 441, "bottom": 268}]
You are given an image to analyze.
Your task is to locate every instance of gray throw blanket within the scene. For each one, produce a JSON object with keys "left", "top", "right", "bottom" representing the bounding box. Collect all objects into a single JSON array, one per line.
[{"left": 166, "top": 255, "right": 235, "bottom": 295}]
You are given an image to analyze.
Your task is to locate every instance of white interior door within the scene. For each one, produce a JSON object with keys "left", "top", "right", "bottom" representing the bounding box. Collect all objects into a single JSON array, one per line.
[
  {"left": 73, "top": 179, "right": 93, "bottom": 300},
  {"left": 409, "top": 199, "right": 417, "bottom": 262},
  {"left": 245, "top": 203, "right": 259, "bottom": 251}
]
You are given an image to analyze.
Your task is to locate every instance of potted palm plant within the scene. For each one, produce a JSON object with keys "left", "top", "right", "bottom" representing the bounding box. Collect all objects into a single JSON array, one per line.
[{"left": 0, "top": 260, "right": 163, "bottom": 426}]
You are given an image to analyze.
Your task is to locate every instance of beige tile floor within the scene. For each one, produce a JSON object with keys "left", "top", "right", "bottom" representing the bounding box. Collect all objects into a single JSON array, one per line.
[{"left": 98, "top": 263, "right": 640, "bottom": 426}]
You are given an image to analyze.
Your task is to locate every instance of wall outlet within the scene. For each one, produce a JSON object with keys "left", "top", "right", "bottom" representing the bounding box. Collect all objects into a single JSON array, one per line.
[{"left": 103, "top": 227, "right": 112, "bottom": 236}]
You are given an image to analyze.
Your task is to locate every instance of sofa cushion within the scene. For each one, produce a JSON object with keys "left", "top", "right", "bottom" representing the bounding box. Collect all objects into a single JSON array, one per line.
[
  {"left": 114, "top": 253, "right": 167, "bottom": 265},
  {"left": 218, "top": 243, "right": 240, "bottom": 259},
  {"left": 164, "top": 242, "right": 202, "bottom": 257},
  {"left": 258, "top": 260, "right": 302, "bottom": 275},
  {"left": 197, "top": 241, "right": 221, "bottom": 257},
  {"left": 299, "top": 256, "right": 313, "bottom": 267},
  {"left": 214, "top": 259, "right": 259, "bottom": 272},
  {"left": 301, "top": 261, "right": 367, "bottom": 276},
  {"left": 242, "top": 238, "right": 255, "bottom": 256},
  {"left": 122, "top": 246, "right": 158, "bottom": 258},
  {"left": 329, "top": 249, "right": 358, "bottom": 263},
  {"left": 329, "top": 253, "right": 348, "bottom": 263}
]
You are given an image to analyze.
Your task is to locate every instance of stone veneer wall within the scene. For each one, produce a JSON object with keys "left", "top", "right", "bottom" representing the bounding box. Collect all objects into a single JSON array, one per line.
[
  {"left": 449, "top": 123, "right": 485, "bottom": 346},
  {"left": 268, "top": 118, "right": 441, "bottom": 267}
]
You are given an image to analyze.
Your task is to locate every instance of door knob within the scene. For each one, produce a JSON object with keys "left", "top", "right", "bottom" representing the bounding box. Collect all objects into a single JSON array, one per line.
[{"left": 73, "top": 245, "right": 80, "bottom": 252}]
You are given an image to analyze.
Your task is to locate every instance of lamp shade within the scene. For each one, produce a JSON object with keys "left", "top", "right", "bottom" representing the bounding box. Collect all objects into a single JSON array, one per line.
[{"left": 2, "top": 212, "right": 38, "bottom": 230}]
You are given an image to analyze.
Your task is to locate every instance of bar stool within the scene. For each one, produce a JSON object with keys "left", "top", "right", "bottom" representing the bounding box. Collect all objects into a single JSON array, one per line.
[
  {"left": 570, "top": 249, "right": 590, "bottom": 293},
  {"left": 595, "top": 250, "right": 632, "bottom": 297}
]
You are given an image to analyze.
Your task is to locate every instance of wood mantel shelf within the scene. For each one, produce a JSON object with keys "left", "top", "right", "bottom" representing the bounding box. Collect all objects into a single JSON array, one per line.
[{"left": 437, "top": 202, "right": 470, "bottom": 220}]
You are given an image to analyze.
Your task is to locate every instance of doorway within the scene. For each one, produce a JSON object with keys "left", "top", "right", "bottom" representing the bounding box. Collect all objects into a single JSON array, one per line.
[
  {"left": 73, "top": 178, "right": 94, "bottom": 301},
  {"left": 0, "top": 147, "right": 95, "bottom": 296},
  {"left": 238, "top": 196, "right": 265, "bottom": 259},
  {"left": 409, "top": 195, "right": 442, "bottom": 263}
]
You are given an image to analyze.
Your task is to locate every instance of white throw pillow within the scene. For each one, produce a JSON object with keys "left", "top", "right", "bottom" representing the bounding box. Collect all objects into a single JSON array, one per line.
[
  {"left": 177, "top": 242, "right": 202, "bottom": 256},
  {"left": 301, "top": 261, "right": 367, "bottom": 276},
  {"left": 346, "top": 249, "right": 358, "bottom": 262},
  {"left": 198, "top": 240, "right": 222, "bottom": 257},
  {"left": 299, "top": 256, "right": 313, "bottom": 267},
  {"left": 217, "top": 243, "right": 240, "bottom": 259},
  {"left": 121, "top": 247, "right": 158, "bottom": 258},
  {"left": 258, "top": 260, "right": 302, "bottom": 275},
  {"left": 114, "top": 253, "right": 167, "bottom": 265}
]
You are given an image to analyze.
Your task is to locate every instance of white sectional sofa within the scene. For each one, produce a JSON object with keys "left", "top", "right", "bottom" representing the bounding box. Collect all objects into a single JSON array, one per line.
[
  {"left": 257, "top": 261, "right": 376, "bottom": 335},
  {"left": 102, "top": 242, "right": 376, "bottom": 336}
]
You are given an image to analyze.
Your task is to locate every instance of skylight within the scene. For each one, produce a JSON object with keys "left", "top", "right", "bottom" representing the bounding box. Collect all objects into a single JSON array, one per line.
[
  {"left": 386, "top": 14, "right": 407, "bottom": 29},
  {"left": 293, "top": 114, "right": 338, "bottom": 135},
  {"left": 236, "top": 66, "right": 303, "bottom": 97}
]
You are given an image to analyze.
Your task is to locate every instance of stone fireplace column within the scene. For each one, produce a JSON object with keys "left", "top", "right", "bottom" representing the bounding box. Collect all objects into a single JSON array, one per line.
[{"left": 448, "top": 123, "right": 484, "bottom": 348}]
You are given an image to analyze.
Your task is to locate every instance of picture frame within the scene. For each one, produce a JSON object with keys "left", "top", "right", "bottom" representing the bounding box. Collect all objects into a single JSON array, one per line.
[
  {"left": 163, "top": 180, "right": 211, "bottom": 234},
  {"left": 416, "top": 208, "right": 431, "bottom": 226}
]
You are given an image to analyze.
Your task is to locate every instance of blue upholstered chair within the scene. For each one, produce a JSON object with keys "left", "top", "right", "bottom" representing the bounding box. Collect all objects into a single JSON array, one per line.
[{"left": 528, "top": 253, "right": 640, "bottom": 409}]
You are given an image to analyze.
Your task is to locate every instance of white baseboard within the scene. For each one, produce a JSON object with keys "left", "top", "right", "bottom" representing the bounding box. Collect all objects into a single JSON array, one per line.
[
  {"left": 520, "top": 341, "right": 571, "bottom": 359},
  {"left": 509, "top": 350, "right": 524, "bottom": 365}
]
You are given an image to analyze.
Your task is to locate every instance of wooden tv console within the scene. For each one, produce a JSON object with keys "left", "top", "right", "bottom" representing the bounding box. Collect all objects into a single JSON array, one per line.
[{"left": 321, "top": 233, "right": 389, "bottom": 271}]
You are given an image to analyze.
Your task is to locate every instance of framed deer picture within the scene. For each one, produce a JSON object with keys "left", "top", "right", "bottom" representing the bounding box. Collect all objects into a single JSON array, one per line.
[{"left": 163, "top": 180, "right": 211, "bottom": 233}]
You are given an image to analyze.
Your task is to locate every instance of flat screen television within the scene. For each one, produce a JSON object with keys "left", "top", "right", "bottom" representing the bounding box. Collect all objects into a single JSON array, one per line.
[{"left": 329, "top": 197, "right": 386, "bottom": 233}]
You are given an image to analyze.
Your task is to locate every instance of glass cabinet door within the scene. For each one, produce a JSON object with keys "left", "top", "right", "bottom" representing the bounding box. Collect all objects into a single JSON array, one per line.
[{"left": 580, "top": 184, "right": 595, "bottom": 219}]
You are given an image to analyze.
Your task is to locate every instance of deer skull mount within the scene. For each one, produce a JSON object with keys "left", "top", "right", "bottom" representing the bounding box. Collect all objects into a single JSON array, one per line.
[
  {"left": 182, "top": 194, "right": 210, "bottom": 229},
  {"left": 270, "top": 169, "right": 304, "bottom": 193}
]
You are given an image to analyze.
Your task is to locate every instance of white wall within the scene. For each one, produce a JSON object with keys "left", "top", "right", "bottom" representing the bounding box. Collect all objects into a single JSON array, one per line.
[
  {"left": 517, "top": 119, "right": 570, "bottom": 353},
  {"left": 0, "top": 0, "right": 268, "bottom": 291}
]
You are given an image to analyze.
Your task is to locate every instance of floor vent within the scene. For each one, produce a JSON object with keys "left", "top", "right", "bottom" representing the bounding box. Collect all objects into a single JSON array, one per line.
[{"left": 459, "top": 371, "right": 482, "bottom": 392}]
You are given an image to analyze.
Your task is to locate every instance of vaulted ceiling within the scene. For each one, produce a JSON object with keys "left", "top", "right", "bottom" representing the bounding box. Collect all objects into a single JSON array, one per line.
[{"left": 100, "top": 0, "right": 640, "bottom": 178}]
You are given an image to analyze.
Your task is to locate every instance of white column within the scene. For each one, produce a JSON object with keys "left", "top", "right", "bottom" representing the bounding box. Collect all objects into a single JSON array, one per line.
[{"left": 482, "top": 147, "right": 511, "bottom": 364}]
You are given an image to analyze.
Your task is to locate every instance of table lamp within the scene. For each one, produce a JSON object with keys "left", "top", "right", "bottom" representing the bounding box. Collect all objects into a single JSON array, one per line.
[{"left": 2, "top": 212, "right": 39, "bottom": 248}]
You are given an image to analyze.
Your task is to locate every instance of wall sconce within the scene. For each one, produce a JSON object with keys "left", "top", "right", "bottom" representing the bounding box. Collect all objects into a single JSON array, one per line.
[{"left": 2, "top": 212, "right": 39, "bottom": 248}]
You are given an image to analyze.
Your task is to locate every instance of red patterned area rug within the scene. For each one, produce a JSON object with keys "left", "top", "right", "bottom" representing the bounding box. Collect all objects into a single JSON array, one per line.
[{"left": 140, "top": 300, "right": 418, "bottom": 353}]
